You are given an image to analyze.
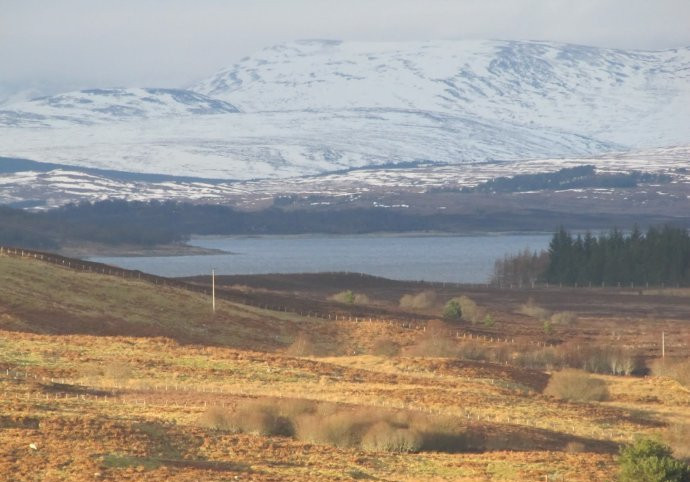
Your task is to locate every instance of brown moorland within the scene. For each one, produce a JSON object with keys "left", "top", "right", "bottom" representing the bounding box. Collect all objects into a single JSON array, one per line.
[{"left": 0, "top": 252, "right": 688, "bottom": 480}]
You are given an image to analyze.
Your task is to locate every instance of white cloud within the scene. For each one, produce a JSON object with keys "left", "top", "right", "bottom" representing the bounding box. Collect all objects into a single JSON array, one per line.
[{"left": 1, "top": 0, "right": 688, "bottom": 100}]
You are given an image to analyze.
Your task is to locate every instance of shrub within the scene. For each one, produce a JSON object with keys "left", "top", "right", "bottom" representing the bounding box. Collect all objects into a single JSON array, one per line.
[
  {"left": 550, "top": 311, "right": 578, "bottom": 325},
  {"left": 371, "top": 338, "right": 400, "bottom": 357},
  {"left": 456, "top": 341, "right": 491, "bottom": 361},
  {"left": 518, "top": 298, "right": 551, "bottom": 321},
  {"left": 224, "top": 399, "right": 294, "bottom": 436},
  {"left": 543, "top": 369, "right": 609, "bottom": 402},
  {"left": 442, "top": 299, "right": 462, "bottom": 321},
  {"left": 198, "top": 406, "right": 232, "bottom": 431},
  {"left": 618, "top": 438, "right": 690, "bottom": 482},
  {"left": 542, "top": 319, "right": 554, "bottom": 335},
  {"left": 399, "top": 291, "right": 437, "bottom": 310},
  {"left": 482, "top": 314, "right": 495, "bottom": 327},
  {"left": 361, "top": 421, "right": 422, "bottom": 453},
  {"left": 298, "top": 409, "right": 372, "bottom": 448}
]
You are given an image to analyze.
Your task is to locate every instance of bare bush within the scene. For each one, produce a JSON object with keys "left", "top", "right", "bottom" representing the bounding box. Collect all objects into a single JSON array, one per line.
[
  {"left": 296, "top": 409, "right": 372, "bottom": 448},
  {"left": 286, "top": 332, "right": 318, "bottom": 357},
  {"left": 361, "top": 421, "right": 422, "bottom": 453},
  {"left": 404, "top": 335, "right": 458, "bottom": 358},
  {"left": 329, "top": 290, "right": 370, "bottom": 305},
  {"left": 651, "top": 358, "right": 690, "bottom": 388},
  {"left": 223, "top": 399, "right": 294, "bottom": 436},
  {"left": 399, "top": 291, "right": 437, "bottom": 310},
  {"left": 492, "top": 248, "right": 549, "bottom": 287},
  {"left": 456, "top": 341, "right": 491, "bottom": 361},
  {"left": 329, "top": 290, "right": 355, "bottom": 304},
  {"left": 198, "top": 406, "right": 232, "bottom": 431},
  {"left": 550, "top": 311, "right": 578, "bottom": 325},
  {"left": 518, "top": 298, "right": 551, "bottom": 321},
  {"left": 104, "top": 362, "right": 133, "bottom": 384},
  {"left": 198, "top": 397, "right": 503, "bottom": 454},
  {"left": 458, "top": 296, "right": 483, "bottom": 324},
  {"left": 353, "top": 293, "right": 370, "bottom": 304},
  {"left": 544, "top": 369, "right": 609, "bottom": 402}
]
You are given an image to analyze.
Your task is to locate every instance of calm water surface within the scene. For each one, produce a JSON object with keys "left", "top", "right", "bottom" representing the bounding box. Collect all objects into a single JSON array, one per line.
[{"left": 90, "top": 234, "right": 551, "bottom": 283}]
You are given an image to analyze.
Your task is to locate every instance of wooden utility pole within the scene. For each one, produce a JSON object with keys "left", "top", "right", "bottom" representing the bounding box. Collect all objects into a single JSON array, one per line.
[
  {"left": 212, "top": 269, "right": 216, "bottom": 313},
  {"left": 662, "top": 331, "right": 665, "bottom": 359}
]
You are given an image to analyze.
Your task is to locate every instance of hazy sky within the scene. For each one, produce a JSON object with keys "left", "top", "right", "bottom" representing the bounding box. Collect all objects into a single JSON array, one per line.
[{"left": 1, "top": 0, "right": 689, "bottom": 101}]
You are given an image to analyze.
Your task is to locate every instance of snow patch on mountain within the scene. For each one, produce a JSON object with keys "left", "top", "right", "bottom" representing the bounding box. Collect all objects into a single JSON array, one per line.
[{"left": 0, "top": 88, "right": 239, "bottom": 127}]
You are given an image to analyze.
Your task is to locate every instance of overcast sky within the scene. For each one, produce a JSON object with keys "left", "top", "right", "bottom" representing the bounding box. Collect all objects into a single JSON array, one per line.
[{"left": 1, "top": 0, "right": 689, "bottom": 102}]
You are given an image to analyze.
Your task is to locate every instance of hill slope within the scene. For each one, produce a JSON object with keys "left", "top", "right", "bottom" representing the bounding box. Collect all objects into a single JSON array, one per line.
[{"left": 0, "top": 254, "right": 297, "bottom": 350}]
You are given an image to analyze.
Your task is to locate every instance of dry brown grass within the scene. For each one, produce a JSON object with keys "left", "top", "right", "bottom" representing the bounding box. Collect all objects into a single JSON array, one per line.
[
  {"left": 664, "top": 423, "right": 690, "bottom": 461},
  {"left": 544, "top": 370, "right": 609, "bottom": 402},
  {"left": 285, "top": 332, "right": 318, "bottom": 356},
  {"left": 371, "top": 337, "right": 401, "bottom": 357}
]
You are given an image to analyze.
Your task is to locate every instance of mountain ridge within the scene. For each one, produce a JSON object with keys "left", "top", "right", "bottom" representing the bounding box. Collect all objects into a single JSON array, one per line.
[{"left": 0, "top": 39, "right": 688, "bottom": 180}]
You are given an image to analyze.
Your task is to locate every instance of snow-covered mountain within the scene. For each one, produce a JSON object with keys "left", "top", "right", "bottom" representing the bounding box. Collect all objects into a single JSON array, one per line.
[
  {"left": 196, "top": 39, "right": 690, "bottom": 148},
  {"left": 0, "top": 39, "right": 689, "bottom": 180}
]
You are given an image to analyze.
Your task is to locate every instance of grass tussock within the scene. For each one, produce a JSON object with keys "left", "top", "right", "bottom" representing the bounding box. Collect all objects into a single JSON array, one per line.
[
  {"left": 399, "top": 291, "right": 437, "bottom": 310},
  {"left": 543, "top": 369, "right": 609, "bottom": 402}
]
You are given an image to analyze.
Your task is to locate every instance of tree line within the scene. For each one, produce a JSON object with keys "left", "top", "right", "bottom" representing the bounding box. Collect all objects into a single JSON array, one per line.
[{"left": 494, "top": 226, "right": 690, "bottom": 287}]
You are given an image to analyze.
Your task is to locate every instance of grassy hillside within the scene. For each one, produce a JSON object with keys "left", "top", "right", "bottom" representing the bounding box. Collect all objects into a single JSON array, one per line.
[{"left": 0, "top": 254, "right": 315, "bottom": 350}]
